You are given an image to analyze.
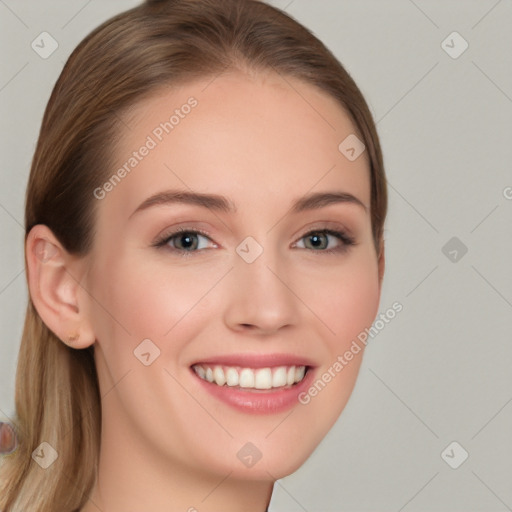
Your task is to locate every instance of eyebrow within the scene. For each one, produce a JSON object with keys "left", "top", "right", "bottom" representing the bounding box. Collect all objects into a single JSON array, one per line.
[{"left": 128, "top": 189, "right": 368, "bottom": 219}]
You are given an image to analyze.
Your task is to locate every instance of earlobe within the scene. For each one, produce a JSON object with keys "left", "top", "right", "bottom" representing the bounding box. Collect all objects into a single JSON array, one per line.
[{"left": 25, "top": 225, "right": 95, "bottom": 349}]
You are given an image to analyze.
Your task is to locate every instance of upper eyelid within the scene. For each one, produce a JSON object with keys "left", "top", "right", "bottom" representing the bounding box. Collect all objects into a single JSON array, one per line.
[
  {"left": 160, "top": 227, "right": 214, "bottom": 241},
  {"left": 156, "top": 218, "right": 353, "bottom": 239}
]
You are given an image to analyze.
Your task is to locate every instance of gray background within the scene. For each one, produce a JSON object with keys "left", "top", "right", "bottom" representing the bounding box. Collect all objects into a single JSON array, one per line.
[{"left": 1, "top": 1, "right": 511, "bottom": 510}]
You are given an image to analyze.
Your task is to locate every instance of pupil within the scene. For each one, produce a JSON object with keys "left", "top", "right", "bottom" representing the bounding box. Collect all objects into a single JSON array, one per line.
[
  {"left": 180, "top": 233, "right": 196, "bottom": 249},
  {"left": 310, "top": 234, "right": 325, "bottom": 249}
]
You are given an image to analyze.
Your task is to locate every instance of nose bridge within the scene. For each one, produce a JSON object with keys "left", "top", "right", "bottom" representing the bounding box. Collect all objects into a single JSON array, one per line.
[{"left": 223, "top": 235, "right": 299, "bottom": 332}]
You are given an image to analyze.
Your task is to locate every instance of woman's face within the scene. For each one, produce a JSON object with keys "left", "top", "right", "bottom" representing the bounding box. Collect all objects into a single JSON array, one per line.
[{"left": 83, "top": 71, "right": 383, "bottom": 481}]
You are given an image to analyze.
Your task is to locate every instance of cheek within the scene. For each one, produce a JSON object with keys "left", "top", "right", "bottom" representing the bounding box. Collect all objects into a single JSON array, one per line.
[
  {"left": 288, "top": 250, "right": 380, "bottom": 417},
  {"left": 95, "top": 254, "right": 211, "bottom": 336},
  {"left": 330, "top": 266, "right": 380, "bottom": 344},
  {"left": 296, "top": 251, "right": 381, "bottom": 351}
]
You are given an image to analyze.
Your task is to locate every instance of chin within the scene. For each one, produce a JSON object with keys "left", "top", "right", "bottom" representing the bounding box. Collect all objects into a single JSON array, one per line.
[{"left": 205, "top": 432, "right": 324, "bottom": 481}]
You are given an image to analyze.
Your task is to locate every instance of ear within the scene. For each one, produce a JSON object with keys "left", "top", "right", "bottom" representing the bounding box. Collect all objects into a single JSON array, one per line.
[
  {"left": 377, "top": 237, "right": 385, "bottom": 292},
  {"left": 25, "top": 224, "right": 95, "bottom": 349}
]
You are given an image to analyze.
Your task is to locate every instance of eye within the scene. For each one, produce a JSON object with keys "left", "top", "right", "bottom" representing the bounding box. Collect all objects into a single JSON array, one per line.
[
  {"left": 294, "top": 229, "right": 355, "bottom": 254},
  {"left": 153, "top": 228, "right": 216, "bottom": 255},
  {"left": 153, "top": 227, "right": 356, "bottom": 256}
]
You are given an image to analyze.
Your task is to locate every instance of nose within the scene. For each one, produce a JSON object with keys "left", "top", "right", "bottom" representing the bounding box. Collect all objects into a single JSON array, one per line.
[{"left": 223, "top": 245, "right": 299, "bottom": 335}]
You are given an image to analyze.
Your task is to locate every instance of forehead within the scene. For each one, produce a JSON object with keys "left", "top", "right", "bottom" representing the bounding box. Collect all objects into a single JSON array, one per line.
[{"left": 98, "top": 71, "right": 370, "bottom": 223}]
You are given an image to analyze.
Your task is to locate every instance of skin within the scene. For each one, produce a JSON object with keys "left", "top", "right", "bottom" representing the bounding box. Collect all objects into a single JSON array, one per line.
[{"left": 26, "top": 70, "right": 384, "bottom": 512}]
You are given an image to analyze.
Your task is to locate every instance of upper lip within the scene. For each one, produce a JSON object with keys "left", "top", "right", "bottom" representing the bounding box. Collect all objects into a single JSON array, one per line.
[{"left": 190, "top": 353, "right": 316, "bottom": 369}]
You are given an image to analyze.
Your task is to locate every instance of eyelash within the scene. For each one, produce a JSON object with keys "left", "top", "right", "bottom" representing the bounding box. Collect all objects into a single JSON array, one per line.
[{"left": 152, "top": 226, "right": 356, "bottom": 257}]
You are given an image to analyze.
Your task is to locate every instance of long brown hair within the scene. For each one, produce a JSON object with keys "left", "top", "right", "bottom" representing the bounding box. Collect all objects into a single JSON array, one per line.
[{"left": 0, "top": 0, "right": 387, "bottom": 510}]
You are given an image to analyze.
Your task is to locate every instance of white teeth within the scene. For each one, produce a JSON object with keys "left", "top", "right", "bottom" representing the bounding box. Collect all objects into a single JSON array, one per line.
[
  {"left": 226, "top": 367, "right": 239, "bottom": 387},
  {"left": 286, "top": 366, "right": 296, "bottom": 386},
  {"left": 254, "top": 368, "right": 272, "bottom": 390},
  {"left": 213, "top": 366, "right": 226, "bottom": 386},
  {"left": 272, "top": 366, "right": 288, "bottom": 387},
  {"left": 295, "top": 365, "right": 306, "bottom": 382},
  {"left": 239, "top": 368, "right": 255, "bottom": 388},
  {"left": 193, "top": 364, "right": 308, "bottom": 389},
  {"left": 194, "top": 365, "right": 206, "bottom": 380}
]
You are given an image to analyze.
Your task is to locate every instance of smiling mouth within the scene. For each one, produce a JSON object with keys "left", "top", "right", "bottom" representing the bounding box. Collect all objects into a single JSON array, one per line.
[{"left": 191, "top": 363, "right": 309, "bottom": 391}]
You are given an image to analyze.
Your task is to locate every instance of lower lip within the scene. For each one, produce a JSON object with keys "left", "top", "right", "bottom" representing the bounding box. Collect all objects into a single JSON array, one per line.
[{"left": 191, "top": 367, "right": 316, "bottom": 414}]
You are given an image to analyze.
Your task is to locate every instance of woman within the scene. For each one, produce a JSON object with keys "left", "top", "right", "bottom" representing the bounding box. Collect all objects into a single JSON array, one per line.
[{"left": 0, "top": 0, "right": 387, "bottom": 510}]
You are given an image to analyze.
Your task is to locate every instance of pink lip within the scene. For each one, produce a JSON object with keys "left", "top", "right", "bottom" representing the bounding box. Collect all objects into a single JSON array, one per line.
[
  {"left": 190, "top": 352, "right": 315, "bottom": 369},
  {"left": 189, "top": 356, "right": 316, "bottom": 414}
]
